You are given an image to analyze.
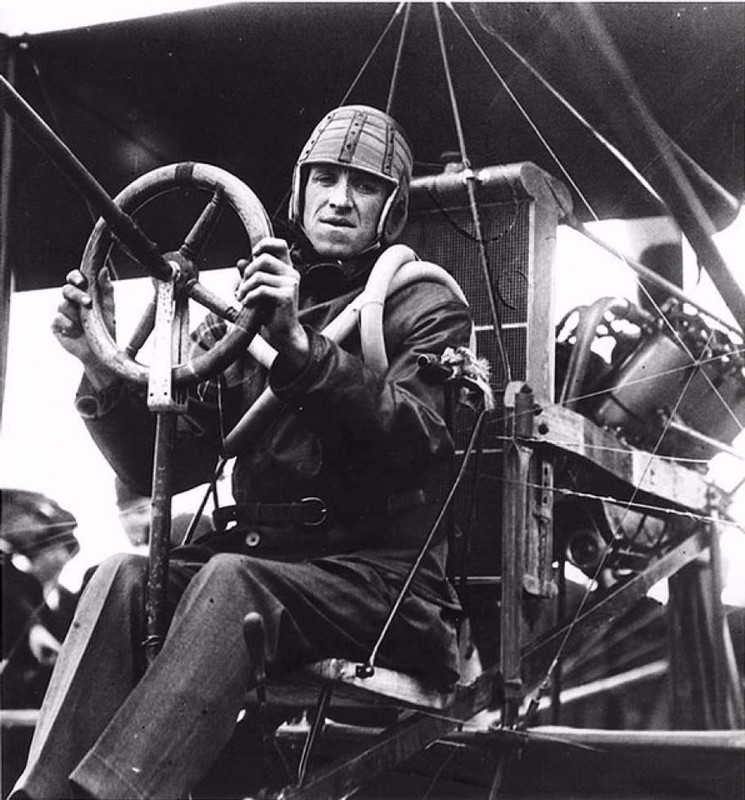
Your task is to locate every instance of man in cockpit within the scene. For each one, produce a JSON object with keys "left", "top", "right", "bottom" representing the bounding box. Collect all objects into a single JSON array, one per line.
[{"left": 12, "top": 105, "right": 473, "bottom": 800}]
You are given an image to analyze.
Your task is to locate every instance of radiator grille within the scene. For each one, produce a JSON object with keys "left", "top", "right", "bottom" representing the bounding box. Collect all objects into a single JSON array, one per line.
[{"left": 400, "top": 166, "right": 565, "bottom": 590}]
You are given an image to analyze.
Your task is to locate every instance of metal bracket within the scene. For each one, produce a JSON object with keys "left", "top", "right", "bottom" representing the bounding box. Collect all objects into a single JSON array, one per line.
[{"left": 147, "top": 264, "right": 188, "bottom": 412}]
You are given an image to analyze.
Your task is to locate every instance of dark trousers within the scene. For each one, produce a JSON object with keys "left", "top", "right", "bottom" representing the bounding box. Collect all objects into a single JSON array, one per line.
[{"left": 12, "top": 550, "right": 452, "bottom": 800}]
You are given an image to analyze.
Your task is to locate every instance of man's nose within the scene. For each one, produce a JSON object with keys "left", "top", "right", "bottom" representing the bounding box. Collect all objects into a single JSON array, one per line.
[{"left": 328, "top": 176, "right": 352, "bottom": 207}]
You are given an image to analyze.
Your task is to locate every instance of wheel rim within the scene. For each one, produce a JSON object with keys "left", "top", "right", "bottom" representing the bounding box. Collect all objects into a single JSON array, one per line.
[{"left": 79, "top": 162, "right": 273, "bottom": 386}]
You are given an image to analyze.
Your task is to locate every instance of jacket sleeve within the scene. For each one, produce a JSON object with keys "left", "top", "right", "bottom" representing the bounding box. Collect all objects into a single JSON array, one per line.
[
  {"left": 75, "top": 324, "right": 227, "bottom": 497},
  {"left": 268, "top": 280, "right": 473, "bottom": 477}
]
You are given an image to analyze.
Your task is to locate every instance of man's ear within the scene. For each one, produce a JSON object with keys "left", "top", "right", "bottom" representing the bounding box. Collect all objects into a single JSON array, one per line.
[{"left": 385, "top": 194, "right": 409, "bottom": 241}]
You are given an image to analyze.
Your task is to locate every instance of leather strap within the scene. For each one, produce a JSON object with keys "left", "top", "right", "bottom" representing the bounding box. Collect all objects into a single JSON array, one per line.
[
  {"left": 212, "top": 489, "right": 427, "bottom": 531},
  {"left": 213, "top": 497, "right": 327, "bottom": 529}
]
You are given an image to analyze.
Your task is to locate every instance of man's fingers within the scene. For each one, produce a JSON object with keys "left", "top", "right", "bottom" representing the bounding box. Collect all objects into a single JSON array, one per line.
[
  {"left": 52, "top": 310, "right": 84, "bottom": 338},
  {"left": 65, "top": 269, "right": 88, "bottom": 289},
  {"left": 241, "top": 252, "right": 294, "bottom": 280},
  {"left": 236, "top": 266, "right": 299, "bottom": 303},
  {"left": 241, "top": 284, "right": 294, "bottom": 310},
  {"left": 251, "top": 237, "right": 292, "bottom": 264},
  {"left": 235, "top": 238, "right": 292, "bottom": 276},
  {"left": 62, "top": 283, "right": 92, "bottom": 308},
  {"left": 243, "top": 271, "right": 297, "bottom": 291}
]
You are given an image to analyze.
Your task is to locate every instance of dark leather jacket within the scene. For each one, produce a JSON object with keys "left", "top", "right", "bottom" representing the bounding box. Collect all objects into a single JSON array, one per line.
[{"left": 76, "top": 243, "right": 472, "bottom": 610}]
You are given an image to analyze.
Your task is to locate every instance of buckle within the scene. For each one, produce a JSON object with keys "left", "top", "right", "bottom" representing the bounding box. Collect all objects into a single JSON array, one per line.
[{"left": 301, "top": 496, "right": 327, "bottom": 526}]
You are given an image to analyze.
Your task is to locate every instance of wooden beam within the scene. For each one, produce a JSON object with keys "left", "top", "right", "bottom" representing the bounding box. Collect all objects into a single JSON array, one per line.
[
  {"left": 532, "top": 404, "right": 711, "bottom": 511},
  {"left": 521, "top": 529, "right": 708, "bottom": 691}
]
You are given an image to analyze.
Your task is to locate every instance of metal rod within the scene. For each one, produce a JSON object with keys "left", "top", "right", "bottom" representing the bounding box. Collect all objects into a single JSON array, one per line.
[
  {"left": 386, "top": 2, "right": 412, "bottom": 115},
  {"left": 297, "top": 686, "right": 333, "bottom": 787},
  {"left": 707, "top": 510, "right": 729, "bottom": 726},
  {"left": 144, "top": 411, "right": 176, "bottom": 665},
  {"left": 0, "top": 73, "right": 172, "bottom": 282},
  {"left": 180, "top": 457, "right": 227, "bottom": 546}
]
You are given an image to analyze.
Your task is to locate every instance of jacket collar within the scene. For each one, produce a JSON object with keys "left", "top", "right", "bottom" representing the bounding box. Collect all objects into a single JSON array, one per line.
[{"left": 286, "top": 223, "right": 384, "bottom": 302}]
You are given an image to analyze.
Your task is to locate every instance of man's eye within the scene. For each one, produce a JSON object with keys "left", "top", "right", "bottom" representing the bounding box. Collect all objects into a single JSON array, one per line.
[
  {"left": 353, "top": 178, "right": 382, "bottom": 194},
  {"left": 312, "top": 171, "right": 336, "bottom": 186}
]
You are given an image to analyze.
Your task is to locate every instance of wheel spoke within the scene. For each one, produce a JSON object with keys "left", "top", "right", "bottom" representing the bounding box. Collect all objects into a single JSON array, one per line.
[
  {"left": 179, "top": 189, "right": 224, "bottom": 260},
  {"left": 125, "top": 294, "right": 157, "bottom": 357},
  {"left": 186, "top": 279, "right": 241, "bottom": 324}
]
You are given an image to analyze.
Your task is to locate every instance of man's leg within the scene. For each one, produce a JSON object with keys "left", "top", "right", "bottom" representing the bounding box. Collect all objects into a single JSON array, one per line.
[
  {"left": 17, "top": 552, "right": 456, "bottom": 800},
  {"left": 67, "top": 553, "right": 408, "bottom": 800},
  {"left": 68, "top": 553, "right": 264, "bottom": 800},
  {"left": 12, "top": 554, "right": 151, "bottom": 800}
]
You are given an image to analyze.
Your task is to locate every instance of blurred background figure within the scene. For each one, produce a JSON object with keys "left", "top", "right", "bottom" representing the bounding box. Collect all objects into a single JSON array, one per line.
[
  {"left": 1, "top": 489, "right": 81, "bottom": 796},
  {"left": 114, "top": 476, "right": 151, "bottom": 551},
  {"left": 114, "top": 475, "right": 213, "bottom": 552},
  {"left": 1, "top": 488, "right": 80, "bottom": 707}
]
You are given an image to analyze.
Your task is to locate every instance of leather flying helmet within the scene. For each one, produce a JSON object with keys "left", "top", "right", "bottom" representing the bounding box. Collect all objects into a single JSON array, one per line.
[{"left": 289, "top": 105, "right": 414, "bottom": 246}]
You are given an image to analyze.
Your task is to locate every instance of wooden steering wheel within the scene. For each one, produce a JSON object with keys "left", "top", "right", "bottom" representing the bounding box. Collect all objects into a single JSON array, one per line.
[{"left": 78, "top": 162, "right": 273, "bottom": 387}]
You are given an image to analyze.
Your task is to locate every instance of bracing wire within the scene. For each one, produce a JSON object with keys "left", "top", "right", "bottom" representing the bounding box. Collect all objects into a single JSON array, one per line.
[
  {"left": 446, "top": 4, "right": 598, "bottom": 221},
  {"left": 338, "top": 1, "right": 407, "bottom": 107},
  {"left": 451, "top": 7, "right": 663, "bottom": 207},
  {"left": 432, "top": 2, "right": 512, "bottom": 384},
  {"left": 386, "top": 2, "right": 412, "bottom": 115}
]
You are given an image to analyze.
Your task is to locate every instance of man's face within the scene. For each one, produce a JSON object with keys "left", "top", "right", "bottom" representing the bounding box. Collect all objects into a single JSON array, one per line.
[{"left": 302, "top": 164, "right": 390, "bottom": 260}]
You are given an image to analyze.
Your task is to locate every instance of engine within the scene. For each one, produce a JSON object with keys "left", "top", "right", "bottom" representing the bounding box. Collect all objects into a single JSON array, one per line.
[
  {"left": 557, "top": 296, "right": 745, "bottom": 463},
  {"left": 555, "top": 296, "right": 745, "bottom": 578}
]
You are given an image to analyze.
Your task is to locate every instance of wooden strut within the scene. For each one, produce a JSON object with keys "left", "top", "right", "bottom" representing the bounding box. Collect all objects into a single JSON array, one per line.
[
  {"left": 144, "top": 412, "right": 177, "bottom": 664},
  {"left": 521, "top": 527, "right": 709, "bottom": 692}
]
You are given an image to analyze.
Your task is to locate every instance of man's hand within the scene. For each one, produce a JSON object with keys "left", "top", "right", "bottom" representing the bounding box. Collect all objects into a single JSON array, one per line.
[
  {"left": 51, "top": 268, "right": 117, "bottom": 388},
  {"left": 235, "top": 238, "right": 309, "bottom": 372},
  {"left": 28, "top": 624, "right": 61, "bottom": 667}
]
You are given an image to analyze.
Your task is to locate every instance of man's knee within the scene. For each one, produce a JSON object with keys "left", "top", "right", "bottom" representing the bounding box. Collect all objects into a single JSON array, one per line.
[
  {"left": 84, "top": 552, "right": 148, "bottom": 597},
  {"left": 191, "top": 553, "right": 252, "bottom": 597},
  {"left": 184, "top": 553, "right": 275, "bottom": 615}
]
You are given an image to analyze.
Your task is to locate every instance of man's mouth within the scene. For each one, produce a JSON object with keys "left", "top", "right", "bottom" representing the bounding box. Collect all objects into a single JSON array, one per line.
[{"left": 321, "top": 218, "right": 354, "bottom": 228}]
